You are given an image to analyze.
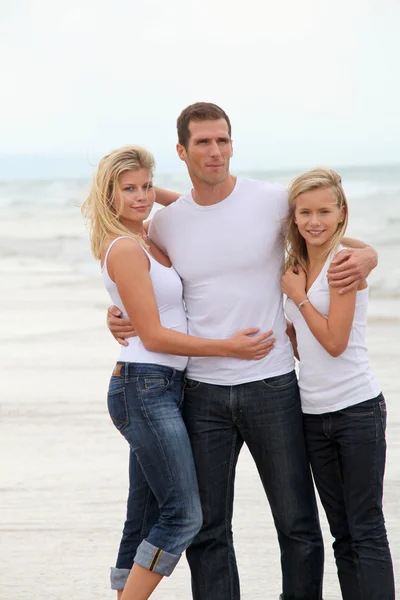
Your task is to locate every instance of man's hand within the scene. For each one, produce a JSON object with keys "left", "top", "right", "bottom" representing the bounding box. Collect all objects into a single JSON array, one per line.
[
  {"left": 327, "top": 247, "right": 378, "bottom": 295},
  {"left": 107, "top": 305, "right": 136, "bottom": 346}
]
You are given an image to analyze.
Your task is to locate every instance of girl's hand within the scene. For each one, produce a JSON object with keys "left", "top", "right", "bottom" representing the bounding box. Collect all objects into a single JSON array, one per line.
[
  {"left": 225, "top": 328, "right": 276, "bottom": 360},
  {"left": 281, "top": 266, "right": 307, "bottom": 305}
]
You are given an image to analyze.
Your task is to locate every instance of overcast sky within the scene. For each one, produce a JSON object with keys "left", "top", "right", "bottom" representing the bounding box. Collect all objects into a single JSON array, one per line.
[{"left": 1, "top": 0, "right": 399, "bottom": 174}]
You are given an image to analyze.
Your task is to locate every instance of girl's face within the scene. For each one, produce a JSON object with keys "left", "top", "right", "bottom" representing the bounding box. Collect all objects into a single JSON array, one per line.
[
  {"left": 294, "top": 187, "right": 344, "bottom": 249},
  {"left": 114, "top": 168, "right": 155, "bottom": 229}
]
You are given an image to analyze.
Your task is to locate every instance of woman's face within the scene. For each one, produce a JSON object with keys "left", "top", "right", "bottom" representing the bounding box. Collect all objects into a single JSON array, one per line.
[
  {"left": 114, "top": 168, "right": 155, "bottom": 229},
  {"left": 294, "top": 187, "right": 344, "bottom": 249}
]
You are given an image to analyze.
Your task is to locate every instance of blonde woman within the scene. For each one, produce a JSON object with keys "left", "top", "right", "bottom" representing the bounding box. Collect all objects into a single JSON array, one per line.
[
  {"left": 281, "top": 168, "right": 394, "bottom": 600},
  {"left": 82, "top": 146, "right": 275, "bottom": 600}
]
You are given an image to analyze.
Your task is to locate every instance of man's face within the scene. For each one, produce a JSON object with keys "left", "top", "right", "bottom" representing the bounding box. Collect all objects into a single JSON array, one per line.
[{"left": 177, "top": 119, "right": 233, "bottom": 186}]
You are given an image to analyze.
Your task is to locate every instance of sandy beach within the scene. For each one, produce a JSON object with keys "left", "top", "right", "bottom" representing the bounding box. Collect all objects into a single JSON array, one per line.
[
  {"left": 2, "top": 0, "right": 400, "bottom": 591},
  {"left": 1, "top": 205, "right": 399, "bottom": 600}
]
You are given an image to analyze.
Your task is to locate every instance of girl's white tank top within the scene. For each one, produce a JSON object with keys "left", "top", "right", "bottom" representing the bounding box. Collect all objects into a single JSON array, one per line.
[{"left": 285, "top": 246, "right": 380, "bottom": 414}]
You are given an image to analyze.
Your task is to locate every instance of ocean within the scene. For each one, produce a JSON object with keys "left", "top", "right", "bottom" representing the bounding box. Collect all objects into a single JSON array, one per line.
[{"left": 1, "top": 164, "right": 399, "bottom": 312}]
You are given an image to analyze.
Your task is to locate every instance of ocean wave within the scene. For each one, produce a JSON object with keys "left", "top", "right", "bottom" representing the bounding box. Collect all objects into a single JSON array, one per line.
[
  {"left": 0, "top": 179, "right": 89, "bottom": 208},
  {"left": 1, "top": 170, "right": 399, "bottom": 306}
]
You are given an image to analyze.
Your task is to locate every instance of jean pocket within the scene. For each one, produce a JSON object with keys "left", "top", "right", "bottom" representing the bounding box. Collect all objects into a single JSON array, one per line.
[
  {"left": 338, "top": 399, "right": 375, "bottom": 417},
  {"left": 137, "top": 376, "right": 171, "bottom": 397},
  {"left": 261, "top": 371, "right": 297, "bottom": 390},
  {"left": 107, "top": 386, "right": 129, "bottom": 432},
  {"left": 109, "top": 374, "right": 124, "bottom": 390},
  {"left": 177, "top": 387, "right": 185, "bottom": 409},
  {"left": 184, "top": 377, "right": 202, "bottom": 391}
]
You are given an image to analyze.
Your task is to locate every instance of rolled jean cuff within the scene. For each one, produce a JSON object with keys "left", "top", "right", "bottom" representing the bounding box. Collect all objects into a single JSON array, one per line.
[
  {"left": 135, "top": 539, "right": 181, "bottom": 576},
  {"left": 110, "top": 567, "right": 130, "bottom": 590}
]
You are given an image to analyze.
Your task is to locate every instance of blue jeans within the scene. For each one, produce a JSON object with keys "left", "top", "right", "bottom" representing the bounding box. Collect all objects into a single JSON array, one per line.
[
  {"left": 303, "top": 395, "right": 395, "bottom": 600},
  {"left": 183, "top": 371, "right": 324, "bottom": 600},
  {"left": 107, "top": 362, "right": 202, "bottom": 589}
]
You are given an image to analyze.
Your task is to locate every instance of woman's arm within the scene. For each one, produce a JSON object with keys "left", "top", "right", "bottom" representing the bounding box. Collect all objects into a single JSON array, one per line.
[
  {"left": 154, "top": 187, "right": 181, "bottom": 207},
  {"left": 285, "top": 318, "right": 299, "bottom": 360},
  {"left": 281, "top": 266, "right": 360, "bottom": 357},
  {"left": 108, "top": 239, "right": 275, "bottom": 359}
]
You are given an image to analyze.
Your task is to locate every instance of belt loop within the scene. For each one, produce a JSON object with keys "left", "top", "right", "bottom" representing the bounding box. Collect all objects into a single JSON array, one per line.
[{"left": 124, "top": 362, "right": 129, "bottom": 384}]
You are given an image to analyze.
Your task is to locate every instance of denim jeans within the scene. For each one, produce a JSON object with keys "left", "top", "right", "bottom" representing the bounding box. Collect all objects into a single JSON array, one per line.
[
  {"left": 107, "top": 362, "right": 202, "bottom": 589},
  {"left": 303, "top": 394, "right": 395, "bottom": 600},
  {"left": 183, "top": 370, "right": 324, "bottom": 600}
]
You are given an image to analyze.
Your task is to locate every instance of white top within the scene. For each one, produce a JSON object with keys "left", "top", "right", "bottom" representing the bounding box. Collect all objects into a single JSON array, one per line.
[
  {"left": 149, "top": 178, "right": 294, "bottom": 385},
  {"left": 285, "top": 246, "right": 381, "bottom": 414},
  {"left": 102, "top": 236, "right": 188, "bottom": 370}
]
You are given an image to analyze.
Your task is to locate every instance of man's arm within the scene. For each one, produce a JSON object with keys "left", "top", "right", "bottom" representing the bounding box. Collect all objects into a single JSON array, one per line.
[
  {"left": 327, "top": 238, "right": 378, "bottom": 295},
  {"left": 154, "top": 187, "right": 181, "bottom": 207},
  {"left": 342, "top": 236, "right": 374, "bottom": 250}
]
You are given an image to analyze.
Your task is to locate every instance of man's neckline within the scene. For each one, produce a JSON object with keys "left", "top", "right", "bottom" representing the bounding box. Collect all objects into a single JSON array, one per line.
[{"left": 189, "top": 176, "right": 239, "bottom": 208}]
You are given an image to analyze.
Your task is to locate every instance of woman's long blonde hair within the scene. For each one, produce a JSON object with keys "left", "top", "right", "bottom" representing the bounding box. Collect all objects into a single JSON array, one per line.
[
  {"left": 284, "top": 168, "right": 349, "bottom": 273},
  {"left": 81, "top": 145, "right": 155, "bottom": 259}
]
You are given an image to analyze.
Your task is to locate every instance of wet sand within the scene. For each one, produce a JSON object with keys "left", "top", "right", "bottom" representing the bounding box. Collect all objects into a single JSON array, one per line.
[{"left": 1, "top": 259, "right": 399, "bottom": 599}]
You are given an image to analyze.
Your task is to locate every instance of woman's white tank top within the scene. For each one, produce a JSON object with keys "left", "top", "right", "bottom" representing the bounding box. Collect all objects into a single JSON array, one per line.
[
  {"left": 102, "top": 236, "right": 188, "bottom": 370},
  {"left": 285, "top": 246, "right": 381, "bottom": 414}
]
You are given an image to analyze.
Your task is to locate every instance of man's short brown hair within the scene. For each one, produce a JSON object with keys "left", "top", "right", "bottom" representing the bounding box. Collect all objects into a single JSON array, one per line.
[{"left": 177, "top": 102, "right": 232, "bottom": 149}]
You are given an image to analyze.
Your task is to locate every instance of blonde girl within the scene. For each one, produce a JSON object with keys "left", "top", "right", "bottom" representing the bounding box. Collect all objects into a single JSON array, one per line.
[{"left": 281, "top": 168, "right": 394, "bottom": 600}]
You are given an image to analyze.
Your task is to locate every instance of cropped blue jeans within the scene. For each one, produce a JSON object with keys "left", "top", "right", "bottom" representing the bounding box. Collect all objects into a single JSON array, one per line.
[{"left": 107, "top": 362, "right": 202, "bottom": 590}]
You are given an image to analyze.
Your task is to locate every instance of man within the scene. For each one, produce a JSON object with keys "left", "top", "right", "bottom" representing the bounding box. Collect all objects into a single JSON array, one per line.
[{"left": 108, "top": 102, "right": 377, "bottom": 599}]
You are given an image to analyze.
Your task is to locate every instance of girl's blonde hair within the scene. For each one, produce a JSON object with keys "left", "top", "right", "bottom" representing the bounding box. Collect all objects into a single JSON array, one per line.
[
  {"left": 81, "top": 145, "right": 155, "bottom": 259},
  {"left": 284, "top": 168, "right": 348, "bottom": 273}
]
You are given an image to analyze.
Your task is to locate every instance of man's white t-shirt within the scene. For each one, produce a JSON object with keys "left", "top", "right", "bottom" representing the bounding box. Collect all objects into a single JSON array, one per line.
[{"left": 149, "top": 177, "right": 294, "bottom": 385}]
